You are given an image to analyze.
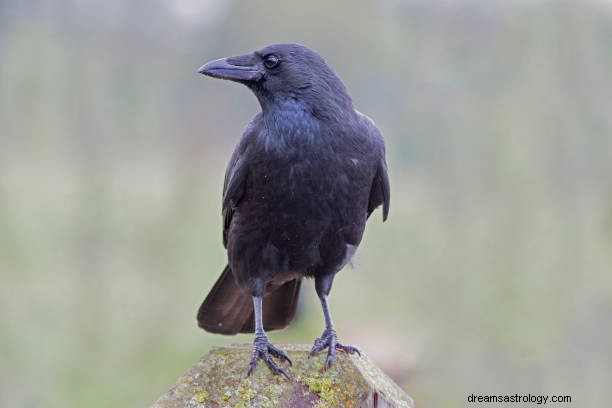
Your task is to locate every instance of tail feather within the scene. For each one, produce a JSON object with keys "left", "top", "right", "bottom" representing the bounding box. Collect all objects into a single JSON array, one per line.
[
  {"left": 197, "top": 265, "right": 252, "bottom": 334},
  {"left": 239, "top": 278, "right": 302, "bottom": 333},
  {"left": 197, "top": 265, "right": 301, "bottom": 335}
]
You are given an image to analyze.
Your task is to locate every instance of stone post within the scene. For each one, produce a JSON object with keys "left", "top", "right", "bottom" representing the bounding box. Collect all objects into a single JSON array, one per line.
[{"left": 152, "top": 344, "right": 414, "bottom": 408}]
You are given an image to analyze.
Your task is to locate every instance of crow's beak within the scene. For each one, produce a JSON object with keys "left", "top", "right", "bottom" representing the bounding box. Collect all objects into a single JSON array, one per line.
[{"left": 198, "top": 53, "right": 263, "bottom": 82}]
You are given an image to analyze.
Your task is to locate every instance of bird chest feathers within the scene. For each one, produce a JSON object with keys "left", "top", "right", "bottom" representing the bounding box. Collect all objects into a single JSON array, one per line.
[{"left": 247, "top": 116, "right": 373, "bottom": 209}]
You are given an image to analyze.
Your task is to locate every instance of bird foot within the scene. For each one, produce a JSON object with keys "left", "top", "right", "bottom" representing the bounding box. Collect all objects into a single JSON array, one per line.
[
  {"left": 309, "top": 328, "right": 360, "bottom": 370},
  {"left": 247, "top": 333, "right": 292, "bottom": 379}
]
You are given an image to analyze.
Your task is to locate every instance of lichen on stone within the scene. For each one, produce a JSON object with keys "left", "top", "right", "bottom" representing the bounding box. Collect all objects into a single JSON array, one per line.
[
  {"left": 151, "top": 344, "right": 413, "bottom": 408},
  {"left": 193, "top": 389, "right": 207, "bottom": 404}
]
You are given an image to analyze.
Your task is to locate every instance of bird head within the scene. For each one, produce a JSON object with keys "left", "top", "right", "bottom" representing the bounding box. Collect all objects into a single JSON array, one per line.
[{"left": 198, "top": 43, "right": 353, "bottom": 117}]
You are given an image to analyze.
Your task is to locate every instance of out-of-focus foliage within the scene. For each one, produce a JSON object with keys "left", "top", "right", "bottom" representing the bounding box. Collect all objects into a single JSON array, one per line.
[{"left": 1, "top": 1, "right": 611, "bottom": 407}]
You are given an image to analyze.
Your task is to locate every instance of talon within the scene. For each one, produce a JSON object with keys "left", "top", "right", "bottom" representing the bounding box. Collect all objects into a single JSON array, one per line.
[
  {"left": 268, "top": 345, "right": 292, "bottom": 365},
  {"left": 248, "top": 335, "right": 291, "bottom": 378},
  {"left": 323, "top": 346, "right": 336, "bottom": 370},
  {"left": 274, "top": 365, "right": 291, "bottom": 380},
  {"left": 337, "top": 343, "right": 360, "bottom": 356},
  {"left": 310, "top": 329, "right": 358, "bottom": 369}
]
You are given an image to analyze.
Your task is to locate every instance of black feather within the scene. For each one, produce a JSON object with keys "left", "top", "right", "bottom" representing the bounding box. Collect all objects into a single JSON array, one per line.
[
  {"left": 197, "top": 43, "right": 389, "bottom": 337},
  {"left": 197, "top": 265, "right": 301, "bottom": 334}
]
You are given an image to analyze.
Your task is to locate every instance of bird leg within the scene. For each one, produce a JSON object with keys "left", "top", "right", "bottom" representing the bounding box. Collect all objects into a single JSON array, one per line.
[
  {"left": 247, "top": 296, "right": 292, "bottom": 379},
  {"left": 310, "top": 293, "right": 360, "bottom": 370}
]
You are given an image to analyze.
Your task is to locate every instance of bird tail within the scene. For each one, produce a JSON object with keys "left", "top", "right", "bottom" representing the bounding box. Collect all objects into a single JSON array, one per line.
[{"left": 197, "top": 265, "right": 301, "bottom": 335}]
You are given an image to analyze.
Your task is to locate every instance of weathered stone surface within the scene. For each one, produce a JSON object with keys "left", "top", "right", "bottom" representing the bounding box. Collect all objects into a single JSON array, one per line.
[{"left": 151, "top": 344, "right": 414, "bottom": 408}]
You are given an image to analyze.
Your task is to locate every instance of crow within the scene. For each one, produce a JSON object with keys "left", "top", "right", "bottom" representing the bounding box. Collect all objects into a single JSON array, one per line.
[{"left": 196, "top": 43, "right": 390, "bottom": 378}]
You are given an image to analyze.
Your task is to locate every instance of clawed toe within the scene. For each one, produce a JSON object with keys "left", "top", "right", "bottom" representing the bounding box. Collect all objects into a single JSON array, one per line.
[
  {"left": 267, "top": 344, "right": 292, "bottom": 366},
  {"left": 309, "top": 337, "right": 327, "bottom": 356},
  {"left": 309, "top": 329, "right": 359, "bottom": 369},
  {"left": 336, "top": 343, "right": 360, "bottom": 356},
  {"left": 247, "top": 335, "right": 291, "bottom": 379}
]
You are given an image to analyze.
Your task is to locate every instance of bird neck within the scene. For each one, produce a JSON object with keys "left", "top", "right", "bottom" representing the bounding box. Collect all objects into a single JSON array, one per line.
[
  {"left": 260, "top": 94, "right": 353, "bottom": 125},
  {"left": 258, "top": 100, "right": 324, "bottom": 154}
]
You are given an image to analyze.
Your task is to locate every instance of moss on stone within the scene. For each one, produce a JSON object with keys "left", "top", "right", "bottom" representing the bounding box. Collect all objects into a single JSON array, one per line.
[{"left": 151, "top": 344, "right": 413, "bottom": 408}]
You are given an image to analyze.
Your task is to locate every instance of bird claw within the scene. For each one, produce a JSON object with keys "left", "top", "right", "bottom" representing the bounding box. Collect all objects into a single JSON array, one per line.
[
  {"left": 309, "top": 329, "right": 360, "bottom": 370},
  {"left": 247, "top": 334, "right": 291, "bottom": 379}
]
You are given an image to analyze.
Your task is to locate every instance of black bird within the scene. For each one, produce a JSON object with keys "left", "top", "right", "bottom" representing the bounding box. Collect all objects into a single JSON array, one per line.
[{"left": 196, "top": 43, "right": 390, "bottom": 378}]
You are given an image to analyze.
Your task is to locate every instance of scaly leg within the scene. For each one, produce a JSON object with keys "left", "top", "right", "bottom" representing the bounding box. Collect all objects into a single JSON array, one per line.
[
  {"left": 310, "top": 275, "right": 360, "bottom": 370},
  {"left": 247, "top": 296, "right": 292, "bottom": 379}
]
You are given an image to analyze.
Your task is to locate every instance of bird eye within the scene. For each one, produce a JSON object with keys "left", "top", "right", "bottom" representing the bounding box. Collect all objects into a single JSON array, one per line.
[{"left": 263, "top": 54, "right": 280, "bottom": 69}]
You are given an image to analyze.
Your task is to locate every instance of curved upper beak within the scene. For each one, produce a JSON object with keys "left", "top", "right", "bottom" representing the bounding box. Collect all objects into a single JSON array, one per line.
[{"left": 198, "top": 53, "right": 263, "bottom": 82}]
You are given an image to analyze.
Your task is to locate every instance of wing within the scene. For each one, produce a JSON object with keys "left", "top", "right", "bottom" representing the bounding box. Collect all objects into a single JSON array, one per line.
[
  {"left": 221, "top": 117, "right": 259, "bottom": 248},
  {"left": 359, "top": 113, "right": 390, "bottom": 221},
  {"left": 222, "top": 150, "right": 248, "bottom": 248},
  {"left": 367, "top": 157, "right": 390, "bottom": 221}
]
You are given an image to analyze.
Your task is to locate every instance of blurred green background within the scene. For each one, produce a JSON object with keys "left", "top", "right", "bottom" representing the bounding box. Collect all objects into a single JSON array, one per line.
[{"left": 1, "top": 1, "right": 612, "bottom": 407}]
